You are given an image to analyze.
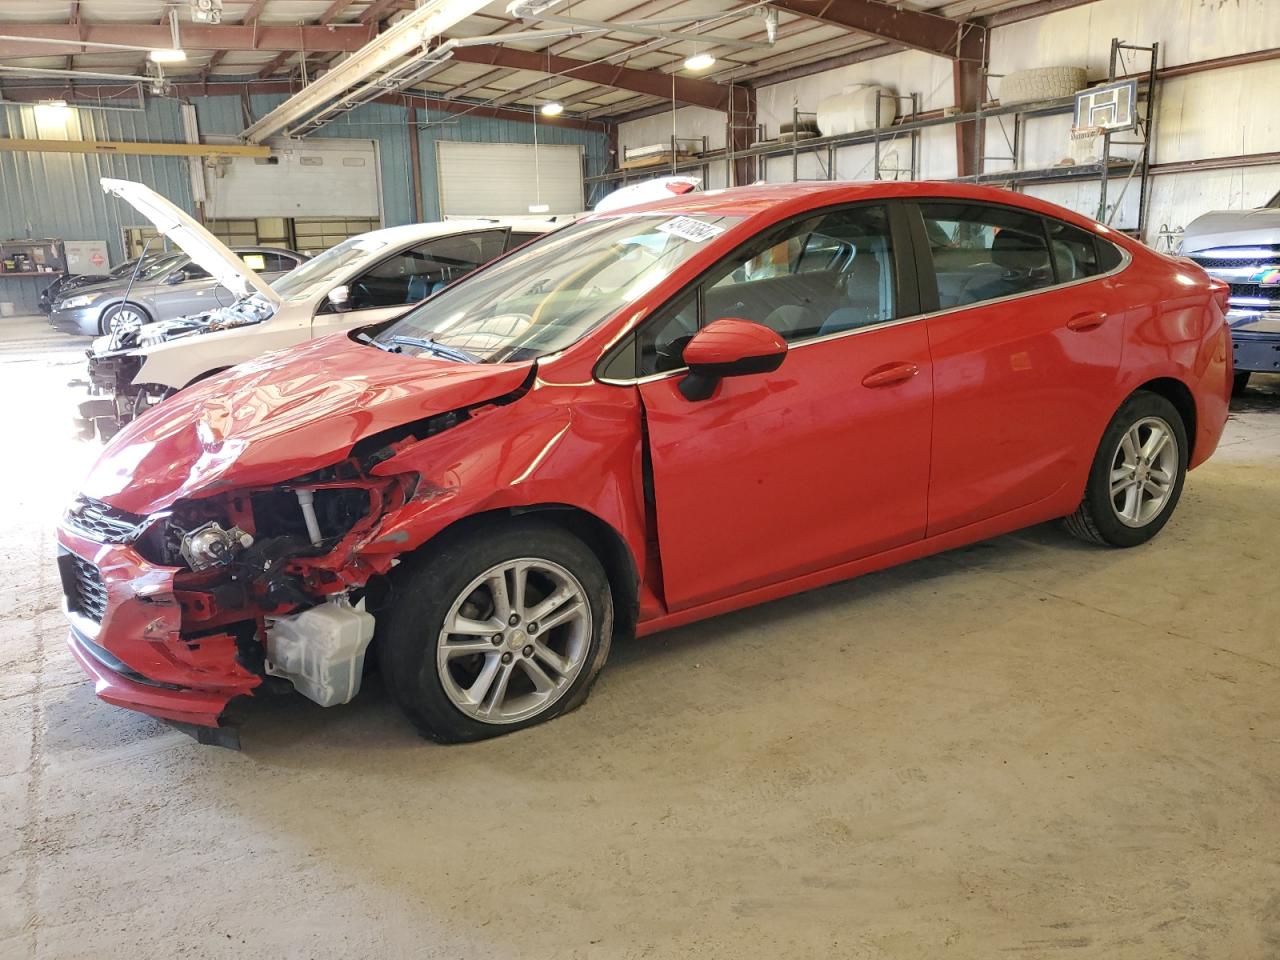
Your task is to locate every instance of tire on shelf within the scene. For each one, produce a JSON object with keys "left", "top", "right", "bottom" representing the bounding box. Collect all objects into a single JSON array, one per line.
[{"left": 999, "top": 66, "right": 1088, "bottom": 106}]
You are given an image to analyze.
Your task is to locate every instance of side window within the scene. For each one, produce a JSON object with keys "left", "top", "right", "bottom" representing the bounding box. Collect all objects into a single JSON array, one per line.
[
  {"left": 919, "top": 202, "right": 1054, "bottom": 309},
  {"left": 180, "top": 263, "right": 210, "bottom": 282},
  {"left": 252, "top": 252, "right": 296, "bottom": 273},
  {"left": 637, "top": 293, "right": 698, "bottom": 376},
  {"left": 346, "top": 230, "right": 507, "bottom": 310},
  {"left": 240, "top": 252, "right": 268, "bottom": 272},
  {"left": 1046, "top": 219, "right": 1102, "bottom": 281},
  {"left": 633, "top": 204, "right": 898, "bottom": 377}
]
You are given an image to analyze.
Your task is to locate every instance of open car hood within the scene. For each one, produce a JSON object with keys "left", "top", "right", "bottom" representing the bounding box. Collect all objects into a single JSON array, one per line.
[
  {"left": 101, "top": 178, "right": 282, "bottom": 307},
  {"left": 81, "top": 335, "right": 533, "bottom": 515}
]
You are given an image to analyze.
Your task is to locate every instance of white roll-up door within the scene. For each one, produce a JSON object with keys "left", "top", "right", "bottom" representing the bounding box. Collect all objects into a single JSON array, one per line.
[
  {"left": 436, "top": 142, "right": 583, "bottom": 217},
  {"left": 204, "top": 138, "right": 382, "bottom": 220}
]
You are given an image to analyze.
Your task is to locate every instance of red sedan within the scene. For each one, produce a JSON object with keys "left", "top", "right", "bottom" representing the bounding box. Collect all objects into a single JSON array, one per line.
[{"left": 57, "top": 182, "right": 1232, "bottom": 744}]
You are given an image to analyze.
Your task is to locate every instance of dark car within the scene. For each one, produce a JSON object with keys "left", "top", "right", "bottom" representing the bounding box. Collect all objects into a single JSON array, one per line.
[{"left": 39, "top": 255, "right": 171, "bottom": 316}]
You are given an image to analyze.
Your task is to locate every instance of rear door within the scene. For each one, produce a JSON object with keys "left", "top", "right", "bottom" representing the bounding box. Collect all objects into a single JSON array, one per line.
[
  {"left": 311, "top": 229, "right": 509, "bottom": 337},
  {"left": 631, "top": 202, "right": 935, "bottom": 611},
  {"left": 910, "top": 200, "right": 1126, "bottom": 535}
]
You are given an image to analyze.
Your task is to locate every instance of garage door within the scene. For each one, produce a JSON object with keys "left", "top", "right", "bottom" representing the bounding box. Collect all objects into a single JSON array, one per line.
[
  {"left": 436, "top": 142, "right": 584, "bottom": 217},
  {"left": 204, "top": 139, "right": 382, "bottom": 219}
]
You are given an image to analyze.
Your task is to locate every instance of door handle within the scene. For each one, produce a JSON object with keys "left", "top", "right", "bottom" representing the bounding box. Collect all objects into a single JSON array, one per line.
[
  {"left": 1066, "top": 310, "right": 1106, "bottom": 332},
  {"left": 861, "top": 362, "right": 919, "bottom": 388}
]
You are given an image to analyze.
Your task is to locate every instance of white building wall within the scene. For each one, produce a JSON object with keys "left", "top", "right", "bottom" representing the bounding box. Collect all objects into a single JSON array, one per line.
[
  {"left": 989, "top": 0, "right": 1280, "bottom": 235},
  {"left": 615, "top": 0, "right": 1280, "bottom": 241}
]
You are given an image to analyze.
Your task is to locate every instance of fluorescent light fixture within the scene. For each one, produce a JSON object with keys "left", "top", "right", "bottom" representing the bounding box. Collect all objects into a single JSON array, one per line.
[
  {"left": 149, "top": 48, "right": 187, "bottom": 63},
  {"left": 34, "top": 100, "right": 71, "bottom": 121},
  {"left": 528, "top": 203, "right": 551, "bottom": 213},
  {"left": 684, "top": 52, "right": 716, "bottom": 71},
  {"left": 506, "top": 0, "right": 567, "bottom": 17},
  {"left": 540, "top": 101, "right": 564, "bottom": 117}
]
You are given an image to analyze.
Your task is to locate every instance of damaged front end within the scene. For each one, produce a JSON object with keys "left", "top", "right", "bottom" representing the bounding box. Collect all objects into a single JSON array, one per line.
[{"left": 57, "top": 447, "right": 423, "bottom": 735}]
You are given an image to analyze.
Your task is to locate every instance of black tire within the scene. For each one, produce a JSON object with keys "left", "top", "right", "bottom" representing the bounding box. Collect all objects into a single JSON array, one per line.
[
  {"left": 1063, "top": 391, "right": 1188, "bottom": 548},
  {"left": 380, "top": 518, "right": 613, "bottom": 743},
  {"left": 1232, "top": 371, "right": 1251, "bottom": 396},
  {"left": 99, "top": 302, "right": 150, "bottom": 336}
]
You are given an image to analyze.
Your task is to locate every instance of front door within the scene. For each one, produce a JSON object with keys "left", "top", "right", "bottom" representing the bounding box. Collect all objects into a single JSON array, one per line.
[{"left": 635, "top": 203, "right": 934, "bottom": 612}]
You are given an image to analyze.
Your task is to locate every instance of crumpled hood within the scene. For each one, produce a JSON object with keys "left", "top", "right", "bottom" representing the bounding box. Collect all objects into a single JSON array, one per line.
[
  {"left": 1181, "top": 208, "right": 1280, "bottom": 254},
  {"left": 81, "top": 334, "right": 533, "bottom": 515}
]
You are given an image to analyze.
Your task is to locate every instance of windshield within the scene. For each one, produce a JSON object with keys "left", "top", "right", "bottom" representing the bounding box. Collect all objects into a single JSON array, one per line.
[
  {"left": 135, "top": 253, "right": 188, "bottom": 281},
  {"left": 372, "top": 213, "right": 742, "bottom": 363},
  {"left": 1268, "top": 189, "right": 1280, "bottom": 209},
  {"left": 272, "top": 234, "right": 392, "bottom": 302}
]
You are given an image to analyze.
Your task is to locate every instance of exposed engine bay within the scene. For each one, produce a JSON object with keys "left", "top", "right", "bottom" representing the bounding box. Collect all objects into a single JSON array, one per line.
[{"left": 75, "top": 296, "right": 277, "bottom": 440}]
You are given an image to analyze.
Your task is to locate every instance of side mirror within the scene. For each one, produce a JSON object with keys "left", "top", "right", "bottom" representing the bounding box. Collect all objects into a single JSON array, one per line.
[
  {"left": 164, "top": 270, "right": 187, "bottom": 285},
  {"left": 327, "top": 284, "right": 351, "bottom": 311},
  {"left": 679, "top": 318, "right": 787, "bottom": 402}
]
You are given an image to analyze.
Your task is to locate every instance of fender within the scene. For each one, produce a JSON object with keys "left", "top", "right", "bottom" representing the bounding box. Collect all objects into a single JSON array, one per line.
[{"left": 364, "top": 377, "right": 650, "bottom": 586}]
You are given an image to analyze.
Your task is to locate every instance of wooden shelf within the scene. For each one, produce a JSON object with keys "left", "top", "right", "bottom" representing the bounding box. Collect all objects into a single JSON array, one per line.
[{"left": 0, "top": 271, "right": 62, "bottom": 278}]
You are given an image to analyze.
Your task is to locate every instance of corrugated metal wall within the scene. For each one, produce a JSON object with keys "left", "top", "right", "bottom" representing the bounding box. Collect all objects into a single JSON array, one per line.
[
  {"left": 1, "top": 93, "right": 608, "bottom": 312},
  {"left": 0, "top": 97, "right": 194, "bottom": 312}
]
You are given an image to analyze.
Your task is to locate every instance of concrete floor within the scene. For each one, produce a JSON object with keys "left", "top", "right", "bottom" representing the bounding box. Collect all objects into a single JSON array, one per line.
[{"left": 2, "top": 314, "right": 1278, "bottom": 959}]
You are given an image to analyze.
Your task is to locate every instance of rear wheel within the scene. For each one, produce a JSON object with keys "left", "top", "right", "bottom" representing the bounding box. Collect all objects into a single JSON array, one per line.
[
  {"left": 380, "top": 519, "right": 613, "bottom": 742},
  {"left": 99, "top": 302, "right": 149, "bottom": 336},
  {"left": 1063, "top": 392, "right": 1188, "bottom": 548}
]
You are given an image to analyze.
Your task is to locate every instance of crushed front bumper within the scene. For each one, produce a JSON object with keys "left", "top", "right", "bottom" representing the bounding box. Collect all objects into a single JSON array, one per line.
[{"left": 57, "top": 523, "right": 263, "bottom": 729}]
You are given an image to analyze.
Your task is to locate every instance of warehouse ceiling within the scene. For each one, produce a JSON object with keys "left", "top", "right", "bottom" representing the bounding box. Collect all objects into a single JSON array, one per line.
[{"left": 0, "top": 0, "right": 1087, "bottom": 121}]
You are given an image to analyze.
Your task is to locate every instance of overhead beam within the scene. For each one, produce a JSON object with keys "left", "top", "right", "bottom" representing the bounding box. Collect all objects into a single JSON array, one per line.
[
  {"left": 243, "top": 0, "right": 491, "bottom": 141},
  {"left": 204, "top": 0, "right": 270, "bottom": 79},
  {"left": 0, "top": 79, "right": 610, "bottom": 132},
  {"left": 0, "top": 137, "right": 269, "bottom": 159},
  {"left": 0, "top": 23, "right": 374, "bottom": 59},
  {"left": 767, "top": 0, "right": 984, "bottom": 60},
  {"left": 449, "top": 44, "right": 747, "bottom": 112}
]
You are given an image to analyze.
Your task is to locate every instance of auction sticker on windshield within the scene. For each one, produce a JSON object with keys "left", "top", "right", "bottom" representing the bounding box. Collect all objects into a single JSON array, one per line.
[{"left": 656, "top": 216, "right": 725, "bottom": 244}]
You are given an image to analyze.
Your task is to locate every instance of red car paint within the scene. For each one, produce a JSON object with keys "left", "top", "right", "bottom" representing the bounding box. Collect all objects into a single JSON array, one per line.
[{"left": 57, "top": 181, "right": 1232, "bottom": 731}]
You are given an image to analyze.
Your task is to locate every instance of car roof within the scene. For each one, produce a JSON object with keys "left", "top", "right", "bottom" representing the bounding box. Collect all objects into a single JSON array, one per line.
[
  {"left": 343, "top": 218, "right": 561, "bottom": 248},
  {"left": 584, "top": 180, "right": 1110, "bottom": 232}
]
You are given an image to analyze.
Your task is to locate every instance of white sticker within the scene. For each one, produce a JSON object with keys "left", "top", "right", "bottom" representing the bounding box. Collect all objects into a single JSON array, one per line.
[{"left": 656, "top": 216, "right": 725, "bottom": 244}]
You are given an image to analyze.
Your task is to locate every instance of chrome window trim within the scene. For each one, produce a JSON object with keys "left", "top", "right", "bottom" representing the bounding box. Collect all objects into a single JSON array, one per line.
[{"left": 597, "top": 242, "right": 1133, "bottom": 387}]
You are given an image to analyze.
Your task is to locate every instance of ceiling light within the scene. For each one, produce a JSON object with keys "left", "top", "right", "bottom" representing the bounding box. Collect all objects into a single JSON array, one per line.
[
  {"left": 149, "top": 49, "right": 188, "bottom": 63},
  {"left": 189, "top": 0, "right": 223, "bottom": 25},
  {"left": 684, "top": 52, "right": 716, "bottom": 71},
  {"left": 528, "top": 203, "right": 551, "bottom": 213},
  {"left": 34, "top": 100, "right": 71, "bottom": 122},
  {"left": 540, "top": 101, "right": 564, "bottom": 117},
  {"left": 506, "top": 0, "right": 567, "bottom": 18}
]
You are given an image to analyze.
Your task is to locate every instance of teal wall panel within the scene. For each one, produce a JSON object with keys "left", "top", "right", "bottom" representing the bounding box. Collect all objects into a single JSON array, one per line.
[{"left": 1, "top": 92, "right": 610, "bottom": 312}]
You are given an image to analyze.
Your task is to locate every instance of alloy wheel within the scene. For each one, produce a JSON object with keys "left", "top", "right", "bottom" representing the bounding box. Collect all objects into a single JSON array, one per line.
[
  {"left": 107, "top": 306, "right": 145, "bottom": 335},
  {"left": 436, "top": 558, "right": 592, "bottom": 724},
  {"left": 1109, "top": 416, "right": 1179, "bottom": 528}
]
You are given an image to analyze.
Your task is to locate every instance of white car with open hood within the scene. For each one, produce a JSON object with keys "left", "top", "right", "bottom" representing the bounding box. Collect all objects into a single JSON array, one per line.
[{"left": 78, "top": 178, "right": 564, "bottom": 440}]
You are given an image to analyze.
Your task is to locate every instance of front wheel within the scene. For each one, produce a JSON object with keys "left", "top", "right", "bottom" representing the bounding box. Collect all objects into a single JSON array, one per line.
[
  {"left": 1232, "top": 371, "right": 1251, "bottom": 396},
  {"left": 1063, "top": 392, "right": 1188, "bottom": 548},
  {"left": 380, "top": 519, "right": 613, "bottom": 742},
  {"left": 99, "top": 302, "right": 149, "bottom": 336}
]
